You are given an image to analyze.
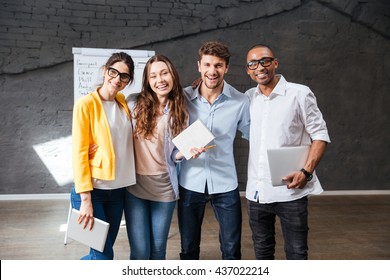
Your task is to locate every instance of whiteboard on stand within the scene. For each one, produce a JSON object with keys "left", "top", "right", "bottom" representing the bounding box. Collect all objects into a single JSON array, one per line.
[
  {"left": 33, "top": 48, "right": 155, "bottom": 187},
  {"left": 72, "top": 47, "right": 155, "bottom": 102}
]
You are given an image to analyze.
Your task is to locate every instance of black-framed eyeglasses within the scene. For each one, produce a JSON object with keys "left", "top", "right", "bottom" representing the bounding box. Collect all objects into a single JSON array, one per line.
[
  {"left": 246, "top": 57, "right": 275, "bottom": 70},
  {"left": 107, "top": 67, "right": 131, "bottom": 83}
]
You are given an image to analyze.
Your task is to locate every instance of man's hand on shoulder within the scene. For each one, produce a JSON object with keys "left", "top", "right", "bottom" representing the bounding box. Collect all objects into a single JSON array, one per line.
[{"left": 191, "top": 78, "right": 202, "bottom": 89}]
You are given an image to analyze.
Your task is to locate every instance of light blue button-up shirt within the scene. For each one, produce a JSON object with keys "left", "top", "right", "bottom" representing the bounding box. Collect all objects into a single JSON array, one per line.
[{"left": 178, "top": 81, "right": 250, "bottom": 194}]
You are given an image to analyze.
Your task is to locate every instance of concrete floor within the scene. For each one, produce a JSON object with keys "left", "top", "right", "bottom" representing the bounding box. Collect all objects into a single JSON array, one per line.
[{"left": 0, "top": 194, "right": 389, "bottom": 260}]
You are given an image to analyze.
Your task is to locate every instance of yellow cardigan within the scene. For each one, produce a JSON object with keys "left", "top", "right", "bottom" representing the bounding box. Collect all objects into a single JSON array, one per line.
[{"left": 72, "top": 90, "right": 131, "bottom": 193}]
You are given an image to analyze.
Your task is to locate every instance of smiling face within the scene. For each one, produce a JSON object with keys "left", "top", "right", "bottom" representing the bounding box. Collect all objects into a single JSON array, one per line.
[
  {"left": 198, "top": 54, "right": 228, "bottom": 91},
  {"left": 246, "top": 46, "right": 278, "bottom": 89},
  {"left": 148, "top": 61, "right": 174, "bottom": 103},
  {"left": 101, "top": 61, "right": 130, "bottom": 100}
]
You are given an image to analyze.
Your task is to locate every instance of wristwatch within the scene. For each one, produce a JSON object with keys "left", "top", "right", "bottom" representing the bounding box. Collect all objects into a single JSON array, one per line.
[{"left": 300, "top": 168, "right": 313, "bottom": 181}]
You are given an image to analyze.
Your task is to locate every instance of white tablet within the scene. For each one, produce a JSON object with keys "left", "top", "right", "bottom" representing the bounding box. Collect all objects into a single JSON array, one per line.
[
  {"left": 267, "top": 146, "right": 310, "bottom": 186},
  {"left": 172, "top": 119, "right": 215, "bottom": 160},
  {"left": 67, "top": 208, "right": 110, "bottom": 252}
]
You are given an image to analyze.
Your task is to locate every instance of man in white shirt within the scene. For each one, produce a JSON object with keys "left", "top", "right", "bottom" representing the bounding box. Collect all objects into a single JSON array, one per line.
[{"left": 245, "top": 44, "right": 330, "bottom": 260}]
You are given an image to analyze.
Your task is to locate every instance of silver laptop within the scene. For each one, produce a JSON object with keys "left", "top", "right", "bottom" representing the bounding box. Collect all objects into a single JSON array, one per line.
[
  {"left": 267, "top": 146, "right": 310, "bottom": 186},
  {"left": 67, "top": 208, "right": 110, "bottom": 252}
]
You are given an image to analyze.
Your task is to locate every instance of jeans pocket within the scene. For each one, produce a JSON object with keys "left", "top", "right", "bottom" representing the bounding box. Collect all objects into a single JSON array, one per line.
[{"left": 70, "top": 185, "right": 81, "bottom": 210}]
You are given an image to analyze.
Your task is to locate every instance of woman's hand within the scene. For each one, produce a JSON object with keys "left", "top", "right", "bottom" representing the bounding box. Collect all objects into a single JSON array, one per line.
[{"left": 78, "top": 192, "right": 94, "bottom": 230}]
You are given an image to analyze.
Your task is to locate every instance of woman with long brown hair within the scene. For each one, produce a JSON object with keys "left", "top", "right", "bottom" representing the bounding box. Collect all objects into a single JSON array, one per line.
[{"left": 124, "top": 54, "right": 188, "bottom": 259}]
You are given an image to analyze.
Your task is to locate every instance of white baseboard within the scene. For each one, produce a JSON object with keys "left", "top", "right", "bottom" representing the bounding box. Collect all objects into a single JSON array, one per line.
[
  {"left": 0, "top": 193, "right": 69, "bottom": 201},
  {"left": 319, "top": 190, "right": 390, "bottom": 196},
  {"left": 0, "top": 190, "right": 390, "bottom": 201},
  {"left": 239, "top": 190, "right": 390, "bottom": 197}
]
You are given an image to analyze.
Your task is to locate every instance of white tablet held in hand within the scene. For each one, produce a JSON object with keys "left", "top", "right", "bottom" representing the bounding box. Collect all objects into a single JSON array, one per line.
[
  {"left": 67, "top": 208, "right": 110, "bottom": 252},
  {"left": 172, "top": 119, "right": 215, "bottom": 160},
  {"left": 267, "top": 146, "right": 311, "bottom": 186}
]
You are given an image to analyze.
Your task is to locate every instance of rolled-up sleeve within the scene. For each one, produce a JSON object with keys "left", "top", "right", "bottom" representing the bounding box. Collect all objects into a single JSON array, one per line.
[{"left": 304, "top": 91, "right": 331, "bottom": 143}]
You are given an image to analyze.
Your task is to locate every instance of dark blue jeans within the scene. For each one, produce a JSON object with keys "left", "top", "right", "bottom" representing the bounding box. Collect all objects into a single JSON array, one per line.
[
  {"left": 247, "top": 196, "right": 309, "bottom": 260},
  {"left": 70, "top": 186, "right": 125, "bottom": 260},
  {"left": 178, "top": 186, "right": 242, "bottom": 260}
]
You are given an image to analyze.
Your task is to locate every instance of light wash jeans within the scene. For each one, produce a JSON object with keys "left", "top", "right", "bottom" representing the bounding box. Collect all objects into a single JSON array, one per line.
[
  {"left": 124, "top": 191, "right": 176, "bottom": 260},
  {"left": 70, "top": 186, "right": 125, "bottom": 260}
]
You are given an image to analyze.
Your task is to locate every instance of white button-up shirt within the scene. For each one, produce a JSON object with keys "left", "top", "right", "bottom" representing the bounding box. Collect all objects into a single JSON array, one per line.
[{"left": 245, "top": 75, "right": 330, "bottom": 203}]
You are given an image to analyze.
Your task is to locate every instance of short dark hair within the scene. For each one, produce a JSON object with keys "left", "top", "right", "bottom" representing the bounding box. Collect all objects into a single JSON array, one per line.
[
  {"left": 247, "top": 44, "right": 275, "bottom": 57},
  {"left": 198, "top": 41, "right": 231, "bottom": 65}
]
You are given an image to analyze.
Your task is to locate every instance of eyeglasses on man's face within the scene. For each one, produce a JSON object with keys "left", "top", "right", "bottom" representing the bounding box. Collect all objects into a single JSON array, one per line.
[
  {"left": 246, "top": 57, "right": 275, "bottom": 70},
  {"left": 107, "top": 67, "right": 131, "bottom": 83}
]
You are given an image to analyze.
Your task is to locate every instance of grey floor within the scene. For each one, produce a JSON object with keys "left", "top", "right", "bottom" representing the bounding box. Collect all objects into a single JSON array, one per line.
[{"left": 0, "top": 194, "right": 389, "bottom": 260}]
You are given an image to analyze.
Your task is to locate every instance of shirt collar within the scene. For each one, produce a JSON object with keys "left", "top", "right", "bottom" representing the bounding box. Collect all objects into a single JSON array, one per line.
[
  {"left": 163, "top": 101, "right": 169, "bottom": 114},
  {"left": 256, "top": 74, "right": 286, "bottom": 97},
  {"left": 190, "top": 80, "right": 232, "bottom": 101}
]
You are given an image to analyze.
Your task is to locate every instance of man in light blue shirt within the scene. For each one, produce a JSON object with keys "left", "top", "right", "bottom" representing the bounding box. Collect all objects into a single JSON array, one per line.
[{"left": 178, "top": 41, "right": 250, "bottom": 260}]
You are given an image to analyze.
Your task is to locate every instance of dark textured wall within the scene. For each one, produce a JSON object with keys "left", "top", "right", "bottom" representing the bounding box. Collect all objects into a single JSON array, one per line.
[{"left": 0, "top": 0, "right": 389, "bottom": 194}]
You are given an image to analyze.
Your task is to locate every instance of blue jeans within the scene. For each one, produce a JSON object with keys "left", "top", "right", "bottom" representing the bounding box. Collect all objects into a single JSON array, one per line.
[
  {"left": 178, "top": 186, "right": 242, "bottom": 260},
  {"left": 124, "top": 191, "right": 176, "bottom": 260},
  {"left": 70, "top": 186, "right": 125, "bottom": 260},
  {"left": 247, "top": 196, "right": 309, "bottom": 260}
]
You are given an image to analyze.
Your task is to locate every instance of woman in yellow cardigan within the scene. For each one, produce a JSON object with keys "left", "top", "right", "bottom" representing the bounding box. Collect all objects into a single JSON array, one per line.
[{"left": 71, "top": 52, "right": 136, "bottom": 260}]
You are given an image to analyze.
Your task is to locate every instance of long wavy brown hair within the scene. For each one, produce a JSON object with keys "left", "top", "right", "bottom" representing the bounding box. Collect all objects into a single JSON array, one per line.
[{"left": 133, "top": 55, "right": 188, "bottom": 139}]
